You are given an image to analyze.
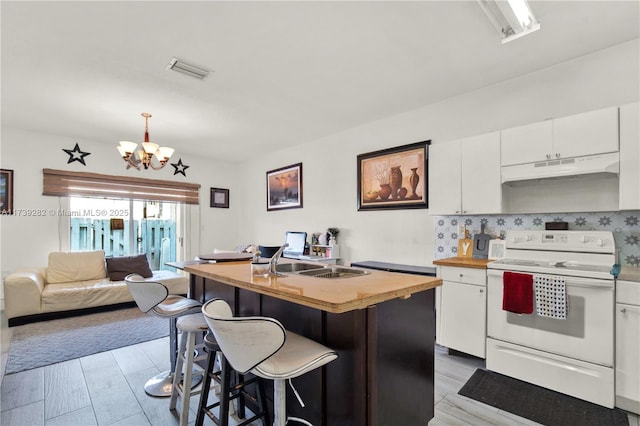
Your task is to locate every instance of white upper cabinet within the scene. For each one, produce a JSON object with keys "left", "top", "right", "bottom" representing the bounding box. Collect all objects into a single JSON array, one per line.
[
  {"left": 619, "top": 102, "right": 640, "bottom": 210},
  {"left": 553, "top": 106, "right": 619, "bottom": 158},
  {"left": 429, "top": 132, "right": 502, "bottom": 215},
  {"left": 429, "top": 140, "right": 462, "bottom": 215},
  {"left": 461, "top": 132, "right": 502, "bottom": 215},
  {"left": 501, "top": 120, "right": 552, "bottom": 166},
  {"left": 501, "top": 106, "right": 619, "bottom": 166}
]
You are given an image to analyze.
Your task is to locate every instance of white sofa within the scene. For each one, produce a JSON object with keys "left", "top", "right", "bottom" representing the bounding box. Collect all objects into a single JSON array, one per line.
[{"left": 3, "top": 250, "right": 188, "bottom": 326}]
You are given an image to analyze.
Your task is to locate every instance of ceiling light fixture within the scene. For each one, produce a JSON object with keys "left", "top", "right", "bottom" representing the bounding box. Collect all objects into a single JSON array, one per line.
[
  {"left": 477, "top": 0, "right": 540, "bottom": 44},
  {"left": 166, "top": 57, "right": 210, "bottom": 80},
  {"left": 117, "top": 113, "right": 175, "bottom": 170}
]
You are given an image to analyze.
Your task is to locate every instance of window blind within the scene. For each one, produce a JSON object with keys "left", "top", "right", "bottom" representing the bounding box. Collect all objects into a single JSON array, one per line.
[{"left": 43, "top": 169, "right": 200, "bottom": 204}]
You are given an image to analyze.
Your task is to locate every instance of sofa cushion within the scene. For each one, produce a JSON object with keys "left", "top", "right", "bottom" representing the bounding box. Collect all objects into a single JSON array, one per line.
[
  {"left": 41, "top": 279, "right": 133, "bottom": 313},
  {"left": 106, "top": 254, "right": 153, "bottom": 281},
  {"left": 47, "top": 251, "right": 107, "bottom": 284}
]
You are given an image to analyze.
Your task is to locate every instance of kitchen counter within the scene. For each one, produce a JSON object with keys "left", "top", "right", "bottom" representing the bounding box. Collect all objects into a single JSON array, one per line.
[
  {"left": 185, "top": 260, "right": 441, "bottom": 425},
  {"left": 618, "top": 266, "right": 640, "bottom": 282},
  {"left": 350, "top": 260, "right": 436, "bottom": 276},
  {"left": 432, "top": 257, "right": 494, "bottom": 269},
  {"left": 184, "top": 261, "right": 441, "bottom": 313}
]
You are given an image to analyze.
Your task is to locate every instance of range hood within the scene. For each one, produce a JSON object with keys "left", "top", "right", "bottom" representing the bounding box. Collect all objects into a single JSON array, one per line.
[{"left": 501, "top": 152, "right": 620, "bottom": 183}]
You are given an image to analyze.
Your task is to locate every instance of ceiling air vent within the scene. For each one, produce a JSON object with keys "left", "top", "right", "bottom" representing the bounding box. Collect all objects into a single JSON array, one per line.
[{"left": 166, "top": 57, "right": 210, "bottom": 80}]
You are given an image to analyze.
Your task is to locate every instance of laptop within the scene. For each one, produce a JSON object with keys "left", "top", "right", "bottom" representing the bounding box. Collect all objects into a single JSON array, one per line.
[{"left": 282, "top": 231, "right": 308, "bottom": 259}]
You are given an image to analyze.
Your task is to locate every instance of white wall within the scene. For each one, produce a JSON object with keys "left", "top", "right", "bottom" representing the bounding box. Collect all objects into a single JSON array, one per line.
[
  {"left": 236, "top": 39, "right": 639, "bottom": 266},
  {"left": 1, "top": 39, "right": 638, "bottom": 279},
  {"left": 0, "top": 127, "right": 242, "bottom": 280}
]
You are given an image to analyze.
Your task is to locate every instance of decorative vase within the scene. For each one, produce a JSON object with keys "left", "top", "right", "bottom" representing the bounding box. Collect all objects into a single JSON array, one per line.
[
  {"left": 390, "top": 166, "right": 402, "bottom": 199},
  {"left": 379, "top": 184, "right": 392, "bottom": 200},
  {"left": 409, "top": 168, "right": 420, "bottom": 199},
  {"left": 398, "top": 187, "right": 408, "bottom": 199}
]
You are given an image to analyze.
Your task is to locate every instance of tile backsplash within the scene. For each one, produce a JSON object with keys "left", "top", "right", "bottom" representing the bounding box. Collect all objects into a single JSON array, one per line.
[{"left": 434, "top": 211, "right": 640, "bottom": 266}]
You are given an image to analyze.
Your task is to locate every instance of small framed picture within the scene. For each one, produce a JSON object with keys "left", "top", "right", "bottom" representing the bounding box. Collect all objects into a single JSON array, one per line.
[
  {"left": 488, "top": 239, "right": 507, "bottom": 260},
  {"left": 1, "top": 169, "right": 14, "bottom": 215},
  {"left": 266, "top": 162, "right": 302, "bottom": 211},
  {"left": 210, "top": 188, "right": 229, "bottom": 208}
]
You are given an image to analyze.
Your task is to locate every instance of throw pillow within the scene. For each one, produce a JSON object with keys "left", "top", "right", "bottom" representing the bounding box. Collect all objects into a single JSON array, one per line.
[{"left": 106, "top": 254, "right": 153, "bottom": 281}]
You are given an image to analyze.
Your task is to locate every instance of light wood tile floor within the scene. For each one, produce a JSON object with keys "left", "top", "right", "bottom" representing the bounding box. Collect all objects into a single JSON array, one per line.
[{"left": 1, "top": 311, "right": 638, "bottom": 425}]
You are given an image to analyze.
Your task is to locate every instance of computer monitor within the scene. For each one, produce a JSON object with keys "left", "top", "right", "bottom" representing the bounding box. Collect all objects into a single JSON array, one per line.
[{"left": 283, "top": 231, "right": 307, "bottom": 258}]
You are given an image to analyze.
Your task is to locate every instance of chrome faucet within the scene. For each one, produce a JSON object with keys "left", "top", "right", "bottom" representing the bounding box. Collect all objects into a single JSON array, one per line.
[{"left": 269, "top": 243, "right": 289, "bottom": 275}]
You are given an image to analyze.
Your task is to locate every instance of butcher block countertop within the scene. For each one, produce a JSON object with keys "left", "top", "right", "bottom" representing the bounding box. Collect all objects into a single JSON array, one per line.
[
  {"left": 432, "top": 257, "right": 494, "bottom": 269},
  {"left": 184, "top": 261, "right": 441, "bottom": 314},
  {"left": 618, "top": 266, "right": 640, "bottom": 283}
]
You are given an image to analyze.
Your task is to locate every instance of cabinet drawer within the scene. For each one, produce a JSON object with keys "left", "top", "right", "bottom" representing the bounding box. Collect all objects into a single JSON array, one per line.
[
  {"left": 617, "top": 280, "right": 640, "bottom": 306},
  {"left": 440, "top": 266, "right": 486, "bottom": 286}
]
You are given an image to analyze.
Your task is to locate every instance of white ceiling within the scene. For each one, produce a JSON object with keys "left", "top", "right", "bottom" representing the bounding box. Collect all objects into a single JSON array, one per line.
[{"left": 2, "top": 1, "right": 639, "bottom": 163}]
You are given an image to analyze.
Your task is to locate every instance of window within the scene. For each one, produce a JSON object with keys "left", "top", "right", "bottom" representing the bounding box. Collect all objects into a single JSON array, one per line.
[
  {"left": 68, "top": 198, "right": 178, "bottom": 269},
  {"left": 44, "top": 169, "right": 200, "bottom": 269}
]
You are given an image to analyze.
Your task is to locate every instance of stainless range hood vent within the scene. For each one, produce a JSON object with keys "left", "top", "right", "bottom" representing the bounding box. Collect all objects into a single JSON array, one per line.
[
  {"left": 166, "top": 57, "right": 210, "bottom": 80},
  {"left": 501, "top": 152, "right": 620, "bottom": 183}
]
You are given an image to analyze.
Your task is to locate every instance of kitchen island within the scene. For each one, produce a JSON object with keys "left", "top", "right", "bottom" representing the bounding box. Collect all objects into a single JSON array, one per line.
[{"left": 184, "top": 260, "right": 442, "bottom": 426}]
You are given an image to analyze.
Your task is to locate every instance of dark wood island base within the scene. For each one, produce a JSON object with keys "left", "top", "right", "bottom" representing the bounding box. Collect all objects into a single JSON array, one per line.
[{"left": 186, "top": 262, "right": 439, "bottom": 426}]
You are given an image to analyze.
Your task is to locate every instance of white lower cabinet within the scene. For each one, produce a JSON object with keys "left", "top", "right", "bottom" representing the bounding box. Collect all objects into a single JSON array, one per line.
[
  {"left": 616, "top": 280, "right": 640, "bottom": 415},
  {"left": 436, "top": 266, "right": 487, "bottom": 358}
]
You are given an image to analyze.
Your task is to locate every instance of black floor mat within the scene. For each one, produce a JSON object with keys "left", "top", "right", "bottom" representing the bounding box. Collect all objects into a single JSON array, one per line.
[{"left": 458, "top": 369, "right": 629, "bottom": 426}]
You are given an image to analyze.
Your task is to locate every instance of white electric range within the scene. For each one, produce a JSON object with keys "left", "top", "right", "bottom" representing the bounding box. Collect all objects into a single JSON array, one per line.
[{"left": 486, "top": 230, "right": 617, "bottom": 408}]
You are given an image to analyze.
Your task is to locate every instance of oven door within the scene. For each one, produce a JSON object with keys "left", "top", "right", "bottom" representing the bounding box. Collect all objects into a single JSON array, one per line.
[{"left": 487, "top": 269, "right": 614, "bottom": 366}]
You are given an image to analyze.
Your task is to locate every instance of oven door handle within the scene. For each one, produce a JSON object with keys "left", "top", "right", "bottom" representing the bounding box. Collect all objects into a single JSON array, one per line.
[
  {"left": 560, "top": 278, "right": 614, "bottom": 289},
  {"left": 487, "top": 269, "right": 614, "bottom": 289}
]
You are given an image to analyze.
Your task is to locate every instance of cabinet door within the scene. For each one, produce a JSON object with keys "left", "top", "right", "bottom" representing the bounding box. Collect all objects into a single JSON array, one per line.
[
  {"left": 619, "top": 102, "right": 640, "bottom": 210},
  {"left": 439, "top": 280, "right": 486, "bottom": 358},
  {"left": 428, "top": 140, "right": 461, "bottom": 215},
  {"left": 553, "top": 106, "right": 619, "bottom": 159},
  {"left": 501, "top": 120, "right": 553, "bottom": 166},
  {"left": 616, "top": 303, "right": 640, "bottom": 413},
  {"left": 461, "top": 131, "right": 502, "bottom": 214}
]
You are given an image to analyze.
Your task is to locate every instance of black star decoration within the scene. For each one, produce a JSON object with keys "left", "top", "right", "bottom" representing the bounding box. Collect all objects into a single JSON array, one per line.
[
  {"left": 171, "top": 158, "right": 190, "bottom": 177},
  {"left": 62, "top": 143, "right": 91, "bottom": 166}
]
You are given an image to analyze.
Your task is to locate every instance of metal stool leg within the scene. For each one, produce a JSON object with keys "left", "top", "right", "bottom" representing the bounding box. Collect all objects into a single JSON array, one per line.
[
  {"left": 195, "top": 347, "right": 218, "bottom": 426},
  {"left": 144, "top": 317, "right": 179, "bottom": 397},
  {"left": 273, "top": 379, "right": 286, "bottom": 426}
]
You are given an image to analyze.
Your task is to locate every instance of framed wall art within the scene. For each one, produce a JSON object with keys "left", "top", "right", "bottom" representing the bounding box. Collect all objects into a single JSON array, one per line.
[
  {"left": 266, "top": 162, "right": 303, "bottom": 211},
  {"left": 357, "top": 141, "right": 430, "bottom": 211},
  {"left": 210, "top": 187, "right": 229, "bottom": 208},
  {"left": 0, "top": 169, "right": 14, "bottom": 215}
]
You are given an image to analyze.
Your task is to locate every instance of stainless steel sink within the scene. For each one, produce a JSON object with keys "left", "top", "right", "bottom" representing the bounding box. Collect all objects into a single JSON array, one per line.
[
  {"left": 297, "top": 266, "right": 370, "bottom": 279},
  {"left": 275, "top": 262, "right": 327, "bottom": 273}
]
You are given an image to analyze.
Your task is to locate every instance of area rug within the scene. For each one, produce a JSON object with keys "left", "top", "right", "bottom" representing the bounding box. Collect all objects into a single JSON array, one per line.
[
  {"left": 5, "top": 307, "right": 168, "bottom": 375},
  {"left": 459, "top": 369, "right": 629, "bottom": 426}
]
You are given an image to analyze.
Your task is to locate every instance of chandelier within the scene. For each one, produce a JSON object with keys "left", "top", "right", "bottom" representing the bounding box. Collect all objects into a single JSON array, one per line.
[{"left": 117, "top": 112, "right": 174, "bottom": 170}]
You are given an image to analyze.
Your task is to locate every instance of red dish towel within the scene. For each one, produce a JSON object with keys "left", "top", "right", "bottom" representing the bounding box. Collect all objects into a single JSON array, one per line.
[{"left": 502, "top": 271, "right": 534, "bottom": 314}]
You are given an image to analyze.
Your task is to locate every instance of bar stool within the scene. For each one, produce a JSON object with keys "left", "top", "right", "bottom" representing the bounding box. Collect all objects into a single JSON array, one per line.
[
  {"left": 169, "top": 313, "right": 210, "bottom": 426},
  {"left": 195, "top": 332, "right": 269, "bottom": 426},
  {"left": 125, "top": 273, "right": 203, "bottom": 397},
  {"left": 202, "top": 299, "right": 338, "bottom": 426}
]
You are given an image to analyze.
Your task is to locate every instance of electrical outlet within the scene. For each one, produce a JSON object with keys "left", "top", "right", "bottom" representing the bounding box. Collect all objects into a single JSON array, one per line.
[{"left": 458, "top": 224, "right": 465, "bottom": 236}]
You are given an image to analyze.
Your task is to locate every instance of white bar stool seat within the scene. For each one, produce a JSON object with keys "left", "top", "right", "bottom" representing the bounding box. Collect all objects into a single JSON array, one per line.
[{"left": 202, "top": 299, "right": 338, "bottom": 426}]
